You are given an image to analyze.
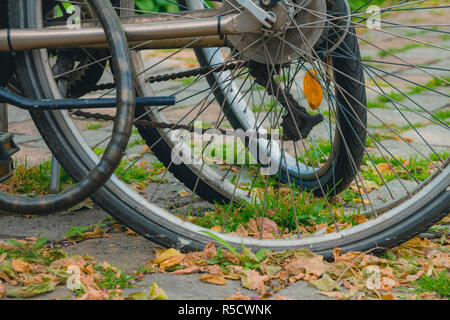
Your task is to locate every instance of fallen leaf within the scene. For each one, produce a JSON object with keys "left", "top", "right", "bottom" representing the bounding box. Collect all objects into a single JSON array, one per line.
[
  {"left": 171, "top": 266, "right": 200, "bottom": 275},
  {"left": 148, "top": 282, "right": 168, "bottom": 300},
  {"left": 225, "top": 289, "right": 251, "bottom": 300},
  {"left": 152, "top": 248, "right": 183, "bottom": 265},
  {"left": 7, "top": 281, "right": 55, "bottom": 298},
  {"left": 309, "top": 274, "right": 337, "bottom": 292},
  {"left": 380, "top": 277, "right": 399, "bottom": 291},
  {"left": 125, "top": 292, "right": 148, "bottom": 300},
  {"left": 178, "top": 190, "right": 192, "bottom": 197},
  {"left": 381, "top": 293, "right": 398, "bottom": 300},
  {"left": 375, "top": 163, "right": 394, "bottom": 175},
  {"left": 239, "top": 270, "right": 268, "bottom": 294},
  {"left": 160, "top": 254, "right": 184, "bottom": 271},
  {"left": 199, "top": 274, "right": 226, "bottom": 286},
  {"left": 210, "top": 225, "right": 222, "bottom": 233},
  {"left": 11, "top": 259, "right": 33, "bottom": 273},
  {"left": 284, "top": 256, "right": 327, "bottom": 277}
]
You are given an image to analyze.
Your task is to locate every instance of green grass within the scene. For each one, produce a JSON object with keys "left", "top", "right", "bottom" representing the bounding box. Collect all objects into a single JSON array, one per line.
[
  {"left": 114, "top": 160, "right": 165, "bottom": 184},
  {"left": 86, "top": 123, "right": 103, "bottom": 130},
  {"left": 378, "top": 43, "right": 425, "bottom": 57},
  {"left": 180, "top": 77, "right": 196, "bottom": 86},
  {"left": 413, "top": 271, "right": 450, "bottom": 298},
  {"left": 297, "top": 139, "right": 332, "bottom": 167},
  {"left": 127, "top": 138, "right": 146, "bottom": 149},
  {"left": 4, "top": 159, "right": 74, "bottom": 195}
]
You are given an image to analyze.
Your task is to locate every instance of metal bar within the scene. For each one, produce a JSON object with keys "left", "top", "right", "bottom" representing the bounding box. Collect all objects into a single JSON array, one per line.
[
  {"left": 0, "top": 103, "right": 7, "bottom": 132},
  {"left": 49, "top": 156, "right": 61, "bottom": 194},
  {"left": 0, "top": 87, "right": 175, "bottom": 110},
  {"left": 0, "top": 11, "right": 260, "bottom": 52},
  {"left": 91, "top": 36, "right": 225, "bottom": 50}
]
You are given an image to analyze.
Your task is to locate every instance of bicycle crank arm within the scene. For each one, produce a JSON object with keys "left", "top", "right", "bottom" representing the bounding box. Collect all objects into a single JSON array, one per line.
[
  {"left": 0, "top": 87, "right": 175, "bottom": 111},
  {"left": 0, "top": 10, "right": 268, "bottom": 52}
]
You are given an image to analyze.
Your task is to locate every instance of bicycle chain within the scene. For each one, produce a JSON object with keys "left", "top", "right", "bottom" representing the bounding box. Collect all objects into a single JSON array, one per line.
[{"left": 72, "top": 60, "right": 248, "bottom": 133}]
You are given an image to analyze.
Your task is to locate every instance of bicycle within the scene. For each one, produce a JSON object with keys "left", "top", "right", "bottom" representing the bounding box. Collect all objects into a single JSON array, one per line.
[{"left": 0, "top": 0, "right": 448, "bottom": 258}]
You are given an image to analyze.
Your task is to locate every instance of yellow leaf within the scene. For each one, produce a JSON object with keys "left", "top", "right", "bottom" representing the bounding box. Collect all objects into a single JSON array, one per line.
[
  {"left": 152, "top": 248, "right": 183, "bottom": 265},
  {"left": 381, "top": 293, "right": 397, "bottom": 300},
  {"left": 199, "top": 274, "right": 227, "bottom": 286},
  {"left": 148, "top": 282, "right": 168, "bottom": 300},
  {"left": 210, "top": 225, "right": 222, "bottom": 233},
  {"left": 160, "top": 255, "right": 184, "bottom": 271}
]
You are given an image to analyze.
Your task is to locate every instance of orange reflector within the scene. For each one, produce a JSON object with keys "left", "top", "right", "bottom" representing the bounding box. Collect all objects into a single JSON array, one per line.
[{"left": 303, "top": 69, "right": 323, "bottom": 110}]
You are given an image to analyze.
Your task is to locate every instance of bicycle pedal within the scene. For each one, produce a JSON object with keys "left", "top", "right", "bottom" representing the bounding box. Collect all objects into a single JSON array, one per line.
[{"left": 0, "top": 132, "right": 20, "bottom": 183}]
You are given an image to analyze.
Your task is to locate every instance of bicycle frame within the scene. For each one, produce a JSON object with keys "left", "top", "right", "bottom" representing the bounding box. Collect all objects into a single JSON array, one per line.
[{"left": 0, "top": 9, "right": 263, "bottom": 52}]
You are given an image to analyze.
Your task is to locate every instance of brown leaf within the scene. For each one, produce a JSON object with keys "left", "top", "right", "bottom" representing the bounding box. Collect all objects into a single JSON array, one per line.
[
  {"left": 229, "top": 224, "right": 248, "bottom": 237},
  {"left": 239, "top": 270, "right": 268, "bottom": 294},
  {"left": 284, "top": 256, "right": 327, "bottom": 277},
  {"left": 11, "top": 259, "right": 33, "bottom": 273},
  {"left": 225, "top": 289, "right": 251, "bottom": 300},
  {"left": 381, "top": 293, "right": 398, "bottom": 300},
  {"left": 171, "top": 266, "right": 200, "bottom": 275},
  {"left": 199, "top": 274, "right": 226, "bottom": 286},
  {"left": 82, "top": 226, "right": 111, "bottom": 240},
  {"left": 178, "top": 190, "right": 192, "bottom": 197},
  {"left": 204, "top": 264, "right": 223, "bottom": 275},
  {"left": 380, "top": 277, "right": 399, "bottom": 291}
]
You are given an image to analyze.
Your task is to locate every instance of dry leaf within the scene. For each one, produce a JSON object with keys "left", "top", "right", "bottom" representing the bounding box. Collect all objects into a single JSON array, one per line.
[
  {"left": 284, "top": 256, "right": 327, "bottom": 277},
  {"left": 225, "top": 289, "right": 251, "bottom": 300},
  {"left": 210, "top": 225, "right": 222, "bottom": 233},
  {"left": 178, "top": 190, "right": 192, "bottom": 197},
  {"left": 375, "top": 163, "right": 394, "bottom": 175},
  {"left": 11, "top": 259, "right": 33, "bottom": 273},
  {"left": 239, "top": 270, "right": 268, "bottom": 294},
  {"left": 148, "top": 282, "right": 168, "bottom": 300},
  {"left": 171, "top": 266, "right": 200, "bottom": 275},
  {"left": 199, "top": 274, "right": 226, "bottom": 286},
  {"left": 152, "top": 248, "right": 183, "bottom": 265}
]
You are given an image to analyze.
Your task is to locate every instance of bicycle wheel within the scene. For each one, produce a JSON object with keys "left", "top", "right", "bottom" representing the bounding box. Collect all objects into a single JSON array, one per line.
[
  {"left": 11, "top": 0, "right": 449, "bottom": 257},
  {"left": 1, "top": 0, "right": 135, "bottom": 214}
]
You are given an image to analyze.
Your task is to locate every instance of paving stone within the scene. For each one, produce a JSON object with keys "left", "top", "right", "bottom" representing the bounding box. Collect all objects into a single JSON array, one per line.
[
  {"left": 367, "top": 179, "right": 419, "bottom": 207},
  {"left": 367, "top": 108, "right": 430, "bottom": 127},
  {"left": 403, "top": 124, "right": 450, "bottom": 147},
  {"left": 368, "top": 138, "right": 448, "bottom": 160},
  {"left": 12, "top": 134, "right": 42, "bottom": 145},
  {"left": 4, "top": 106, "right": 32, "bottom": 123}
]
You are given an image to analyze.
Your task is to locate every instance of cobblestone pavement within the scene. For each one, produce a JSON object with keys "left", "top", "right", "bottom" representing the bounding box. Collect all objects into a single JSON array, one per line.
[{"left": 0, "top": 7, "right": 449, "bottom": 300}]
